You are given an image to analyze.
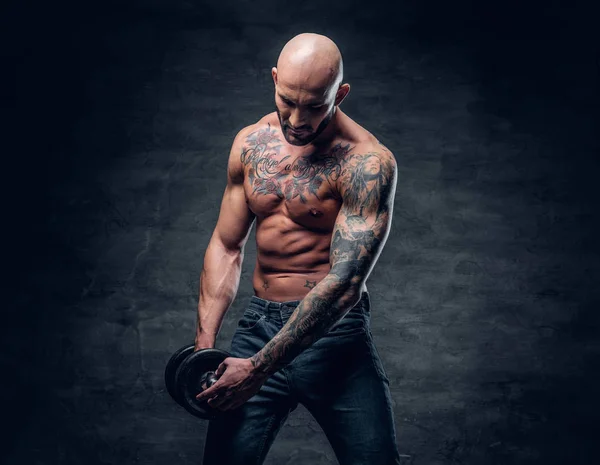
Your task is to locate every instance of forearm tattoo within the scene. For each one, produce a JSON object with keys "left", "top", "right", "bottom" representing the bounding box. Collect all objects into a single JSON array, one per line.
[
  {"left": 249, "top": 140, "right": 397, "bottom": 375},
  {"left": 250, "top": 274, "right": 346, "bottom": 375}
]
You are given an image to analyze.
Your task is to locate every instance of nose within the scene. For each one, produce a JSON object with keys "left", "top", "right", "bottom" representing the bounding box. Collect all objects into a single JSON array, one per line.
[{"left": 288, "top": 109, "right": 308, "bottom": 130}]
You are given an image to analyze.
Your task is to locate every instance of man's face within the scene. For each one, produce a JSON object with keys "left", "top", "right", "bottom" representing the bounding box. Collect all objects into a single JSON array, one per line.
[{"left": 274, "top": 81, "right": 337, "bottom": 146}]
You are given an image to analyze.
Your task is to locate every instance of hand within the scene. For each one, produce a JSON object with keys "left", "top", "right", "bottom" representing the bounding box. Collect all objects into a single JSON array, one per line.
[{"left": 195, "top": 357, "right": 269, "bottom": 411}]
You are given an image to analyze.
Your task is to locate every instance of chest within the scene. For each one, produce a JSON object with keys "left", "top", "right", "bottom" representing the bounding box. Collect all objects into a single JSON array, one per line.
[{"left": 242, "top": 151, "right": 342, "bottom": 229}]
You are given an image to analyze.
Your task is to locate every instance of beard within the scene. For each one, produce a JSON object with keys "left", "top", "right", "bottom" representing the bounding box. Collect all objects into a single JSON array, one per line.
[{"left": 276, "top": 106, "right": 335, "bottom": 146}]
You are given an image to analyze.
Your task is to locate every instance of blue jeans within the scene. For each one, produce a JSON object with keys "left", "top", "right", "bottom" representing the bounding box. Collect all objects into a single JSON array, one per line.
[{"left": 203, "top": 292, "right": 401, "bottom": 465}]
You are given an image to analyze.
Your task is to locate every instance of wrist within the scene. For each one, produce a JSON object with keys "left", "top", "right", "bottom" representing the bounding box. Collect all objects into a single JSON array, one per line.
[
  {"left": 249, "top": 352, "right": 277, "bottom": 378},
  {"left": 194, "top": 331, "right": 216, "bottom": 349}
]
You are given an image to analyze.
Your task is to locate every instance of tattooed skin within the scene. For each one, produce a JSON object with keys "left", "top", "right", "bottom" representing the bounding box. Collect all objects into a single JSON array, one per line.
[
  {"left": 249, "top": 145, "right": 397, "bottom": 375},
  {"left": 241, "top": 123, "right": 353, "bottom": 202}
]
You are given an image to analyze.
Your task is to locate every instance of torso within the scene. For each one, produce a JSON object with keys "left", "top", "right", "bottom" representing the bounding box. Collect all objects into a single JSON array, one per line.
[{"left": 240, "top": 111, "right": 380, "bottom": 301}]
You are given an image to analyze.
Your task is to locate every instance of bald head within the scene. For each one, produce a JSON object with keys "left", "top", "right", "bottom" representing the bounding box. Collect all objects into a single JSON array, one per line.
[
  {"left": 272, "top": 33, "right": 350, "bottom": 146},
  {"left": 276, "top": 33, "right": 343, "bottom": 93}
]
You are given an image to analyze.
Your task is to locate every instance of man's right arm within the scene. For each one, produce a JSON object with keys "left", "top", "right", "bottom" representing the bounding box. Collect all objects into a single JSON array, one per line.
[{"left": 195, "top": 126, "right": 255, "bottom": 350}]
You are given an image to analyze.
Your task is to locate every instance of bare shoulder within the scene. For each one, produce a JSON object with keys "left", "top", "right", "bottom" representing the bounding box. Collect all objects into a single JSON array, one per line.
[
  {"left": 342, "top": 138, "right": 397, "bottom": 182},
  {"left": 332, "top": 136, "right": 398, "bottom": 212},
  {"left": 336, "top": 113, "right": 397, "bottom": 173},
  {"left": 242, "top": 113, "right": 282, "bottom": 138},
  {"left": 352, "top": 137, "right": 395, "bottom": 161},
  {"left": 341, "top": 113, "right": 396, "bottom": 166},
  {"left": 232, "top": 119, "right": 266, "bottom": 149},
  {"left": 232, "top": 116, "right": 282, "bottom": 156},
  {"left": 227, "top": 116, "right": 278, "bottom": 182}
]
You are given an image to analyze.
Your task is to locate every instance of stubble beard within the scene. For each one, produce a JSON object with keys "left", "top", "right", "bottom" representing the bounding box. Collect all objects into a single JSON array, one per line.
[{"left": 276, "top": 106, "right": 336, "bottom": 147}]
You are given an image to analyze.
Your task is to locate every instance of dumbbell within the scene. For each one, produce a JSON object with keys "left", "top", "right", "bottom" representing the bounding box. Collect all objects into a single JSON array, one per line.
[{"left": 164, "top": 344, "right": 231, "bottom": 419}]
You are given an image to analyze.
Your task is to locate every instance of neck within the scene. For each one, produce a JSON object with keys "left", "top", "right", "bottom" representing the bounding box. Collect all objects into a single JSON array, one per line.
[{"left": 307, "top": 106, "right": 342, "bottom": 151}]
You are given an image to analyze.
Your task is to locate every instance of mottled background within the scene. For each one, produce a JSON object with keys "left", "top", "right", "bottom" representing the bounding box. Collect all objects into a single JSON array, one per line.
[{"left": 2, "top": 0, "right": 599, "bottom": 464}]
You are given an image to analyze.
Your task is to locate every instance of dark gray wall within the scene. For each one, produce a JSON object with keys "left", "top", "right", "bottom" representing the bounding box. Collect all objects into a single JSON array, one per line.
[{"left": 3, "top": 1, "right": 599, "bottom": 464}]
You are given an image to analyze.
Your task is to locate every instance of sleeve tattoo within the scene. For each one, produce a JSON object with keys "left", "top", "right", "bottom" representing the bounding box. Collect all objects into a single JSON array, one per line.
[{"left": 250, "top": 150, "right": 398, "bottom": 376}]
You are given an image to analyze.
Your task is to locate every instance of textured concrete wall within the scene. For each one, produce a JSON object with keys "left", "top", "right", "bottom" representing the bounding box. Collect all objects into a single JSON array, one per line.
[{"left": 3, "top": 1, "right": 599, "bottom": 464}]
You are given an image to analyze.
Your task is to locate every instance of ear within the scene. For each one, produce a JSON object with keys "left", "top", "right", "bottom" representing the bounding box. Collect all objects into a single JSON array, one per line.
[
  {"left": 334, "top": 83, "right": 351, "bottom": 106},
  {"left": 272, "top": 67, "right": 278, "bottom": 85}
]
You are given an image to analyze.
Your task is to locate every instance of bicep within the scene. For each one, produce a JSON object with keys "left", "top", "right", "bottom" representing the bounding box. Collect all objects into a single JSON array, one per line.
[
  {"left": 212, "top": 128, "right": 255, "bottom": 252},
  {"left": 329, "top": 152, "right": 397, "bottom": 286},
  {"left": 213, "top": 182, "right": 255, "bottom": 252}
]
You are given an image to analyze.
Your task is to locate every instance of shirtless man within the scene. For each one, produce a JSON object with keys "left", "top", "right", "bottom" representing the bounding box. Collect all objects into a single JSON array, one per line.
[{"left": 194, "top": 33, "right": 401, "bottom": 465}]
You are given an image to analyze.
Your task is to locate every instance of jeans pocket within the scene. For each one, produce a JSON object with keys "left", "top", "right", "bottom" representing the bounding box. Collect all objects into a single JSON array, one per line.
[{"left": 237, "top": 309, "right": 266, "bottom": 332}]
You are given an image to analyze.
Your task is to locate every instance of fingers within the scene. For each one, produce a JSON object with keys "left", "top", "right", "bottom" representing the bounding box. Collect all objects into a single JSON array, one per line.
[
  {"left": 215, "top": 359, "right": 229, "bottom": 377},
  {"left": 194, "top": 358, "right": 256, "bottom": 411},
  {"left": 198, "top": 383, "right": 246, "bottom": 411},
  {"left": 195, "top": 359, "right": 230, "bottom": 401},
  {"left": 195, "top": 381, "right": 222, "bottom": 401}
]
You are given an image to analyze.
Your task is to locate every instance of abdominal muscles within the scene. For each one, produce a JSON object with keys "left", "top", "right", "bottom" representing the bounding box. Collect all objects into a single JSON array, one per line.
[{"left": 253, "top": 214, "right": 333, "bottom": 301}]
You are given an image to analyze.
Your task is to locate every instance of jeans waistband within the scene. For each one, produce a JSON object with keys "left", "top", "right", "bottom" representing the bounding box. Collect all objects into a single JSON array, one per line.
[{"left": 248, "top": 291, "right": 371, "bottom": 320}]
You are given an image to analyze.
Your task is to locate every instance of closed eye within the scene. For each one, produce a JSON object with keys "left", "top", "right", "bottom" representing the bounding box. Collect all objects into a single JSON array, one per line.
[{"left": 280, "top": 95, "right": 323, "bottom": 110}]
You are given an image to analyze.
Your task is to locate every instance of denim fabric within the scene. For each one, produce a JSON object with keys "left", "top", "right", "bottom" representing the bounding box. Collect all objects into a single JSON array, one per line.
[{"left": 203, "top": 292, "right": 401, "bottom": 465}]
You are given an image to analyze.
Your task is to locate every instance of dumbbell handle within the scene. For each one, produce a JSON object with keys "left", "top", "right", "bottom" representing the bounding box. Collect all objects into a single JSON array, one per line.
[{"left": 199, "top": 371, "right": 219, "bottom": 390}]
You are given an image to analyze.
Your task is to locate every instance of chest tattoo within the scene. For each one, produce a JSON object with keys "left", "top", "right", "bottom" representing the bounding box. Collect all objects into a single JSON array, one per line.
[{"left": 240, "top": 124, "right": 354, "bottom": 203}]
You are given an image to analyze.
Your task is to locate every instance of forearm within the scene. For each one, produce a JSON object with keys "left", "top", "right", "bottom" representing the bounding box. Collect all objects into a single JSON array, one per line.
[
  {"left": 249, "top": 273, "right": 360, "bottom": 375},
  {"left": 196, "top": 239, "right": 243, "bottom": 343}
]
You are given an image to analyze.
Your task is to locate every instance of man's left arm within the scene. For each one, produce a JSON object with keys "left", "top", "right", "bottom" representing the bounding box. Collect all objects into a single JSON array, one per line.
[{"left": 250, "top": 149, "right": 398, "bottom": 376}]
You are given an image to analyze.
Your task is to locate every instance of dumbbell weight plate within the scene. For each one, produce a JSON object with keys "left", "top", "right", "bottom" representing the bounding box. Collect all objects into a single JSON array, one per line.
[
  {"left": 174, "top": 348, "right": 231, "bottom": 420},
  {"left": 165, "top": 343, "right": 195, "bottom": 406}
]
